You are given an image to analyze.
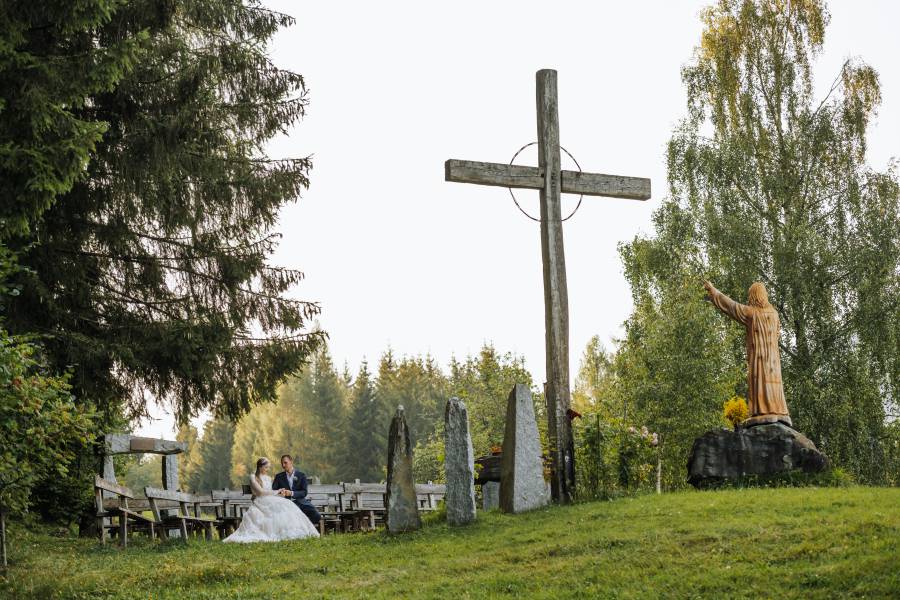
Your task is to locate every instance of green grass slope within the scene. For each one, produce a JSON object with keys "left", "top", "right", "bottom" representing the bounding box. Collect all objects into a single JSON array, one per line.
[{"left": 2, "top": 486, "right": 897, "bottom": 599}]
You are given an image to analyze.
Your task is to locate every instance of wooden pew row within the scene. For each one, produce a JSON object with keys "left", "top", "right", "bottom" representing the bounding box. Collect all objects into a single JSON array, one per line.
[
  {"left": 144, "top": 487, "right": 218, "bottom": 540},
  {"left": 94, "top": 476, "right": 446, "bottom": 544},
  {"left": 93, "top": 475, "right": 157, "bottom": 547},
  {"left": 339, "top": 482, "right": 447, "bottom": 531}
]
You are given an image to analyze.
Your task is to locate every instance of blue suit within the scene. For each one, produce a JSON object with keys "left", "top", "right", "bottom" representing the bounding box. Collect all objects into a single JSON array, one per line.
[{"left": 272, "top": 470, "right": 321, "bottom": 525}]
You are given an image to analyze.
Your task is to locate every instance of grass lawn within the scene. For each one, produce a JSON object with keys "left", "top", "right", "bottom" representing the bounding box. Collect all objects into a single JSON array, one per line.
[{"left": 1, "top": 486, "right": 897, "bottom": 599}]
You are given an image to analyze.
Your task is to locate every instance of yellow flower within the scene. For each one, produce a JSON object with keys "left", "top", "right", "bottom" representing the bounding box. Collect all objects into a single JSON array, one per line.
[{"left": 723, "top": 396, "right": 749, "bottom": 428}]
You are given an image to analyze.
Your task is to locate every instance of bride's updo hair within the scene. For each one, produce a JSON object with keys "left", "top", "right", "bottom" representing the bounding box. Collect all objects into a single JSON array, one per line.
[{"left": 254, "top": 457, "right": 270, "bottom": 485}]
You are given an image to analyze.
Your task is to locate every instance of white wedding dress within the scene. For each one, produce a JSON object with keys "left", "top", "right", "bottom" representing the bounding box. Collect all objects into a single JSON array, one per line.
[{"left": 222, "top": 474, "right": 320, "bottom": 543}]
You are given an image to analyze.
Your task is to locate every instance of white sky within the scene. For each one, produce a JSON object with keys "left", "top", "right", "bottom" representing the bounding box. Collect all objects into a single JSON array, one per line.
[{"left": 136, "top": 1, "right": 899, "bottom": 439}]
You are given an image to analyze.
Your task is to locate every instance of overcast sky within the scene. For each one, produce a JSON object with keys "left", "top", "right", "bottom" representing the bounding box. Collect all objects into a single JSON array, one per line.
[{"left": 136, "top": 1, "right": 899, "bottom": 439}]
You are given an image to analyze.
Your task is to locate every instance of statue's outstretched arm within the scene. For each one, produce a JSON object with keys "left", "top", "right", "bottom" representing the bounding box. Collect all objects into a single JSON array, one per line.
[{"left": 704, "top": 281, "right": 750, "bottom": 325}]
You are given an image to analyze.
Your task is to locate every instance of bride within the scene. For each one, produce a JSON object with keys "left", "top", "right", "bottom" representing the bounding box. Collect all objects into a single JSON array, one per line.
[{"left": 223, "top": 457, "right": 320, "bottom": 543}]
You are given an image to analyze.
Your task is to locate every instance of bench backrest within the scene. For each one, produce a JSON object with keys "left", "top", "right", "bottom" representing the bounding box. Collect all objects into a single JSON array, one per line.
[
  {"left": 212, "top": 489, "right": 253, "bottom": 517},
  {"left": 415, "top": 483, "right": 446, "bottom": 510},
  {"left": 144, "top": 486, "right": 197, "bottom": 520},
  {"left": 94, "top": 475, "right": 136, "bottom": 513},
  {"left": 211, "top": 489, "right": 248, "bottom": 500},
  {"left": 343, "top": 483, "right": 387, "bottom": 510},
  {"left": 307, "top": 484, "right": 345, "bottom": 512},
  {"left": 341, "top": 482, "right": 446, "bottom": 511}
]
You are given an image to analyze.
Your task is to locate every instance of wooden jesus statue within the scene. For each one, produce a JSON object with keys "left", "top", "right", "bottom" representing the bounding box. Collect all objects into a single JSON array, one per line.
[{"left": 704, "top": 280, "right": 793, "bottom": 427}]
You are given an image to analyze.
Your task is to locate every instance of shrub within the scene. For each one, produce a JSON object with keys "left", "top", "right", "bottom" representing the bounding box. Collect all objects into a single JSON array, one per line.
[
  {"left": 722, "top": 396, "right": 749, "bottom": 428},
  {"left": 574, "top": 415, "right": 658, "bottom": 501},
  {"left": 0, "top": 330, "right": 96, "bottom": 566}
]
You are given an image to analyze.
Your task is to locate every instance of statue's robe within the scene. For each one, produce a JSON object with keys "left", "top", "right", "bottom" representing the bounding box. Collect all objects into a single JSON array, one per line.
[{"left": 709, "top": 287, "right": 790, "bottom": 421}]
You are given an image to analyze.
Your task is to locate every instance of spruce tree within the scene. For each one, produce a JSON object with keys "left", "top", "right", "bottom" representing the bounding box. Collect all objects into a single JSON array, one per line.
[
  {"left": 0, "top": 0, "right": 142, "bottom": 240},
  {"left": 230, "top": 399, "right": 284, "bottom": 485},
  {"left": 192, "top": 417, "right": 235, "bottom": 492},
  {"left": 344, "top": 361, "right": 385, "bottom": 482},
  {"left": 388, "top": 355, "right": 448, "bottom": 445},
  {"left": 3, "top": 0, "right": 322, "bottom": 512},
  {"left": 175, "top": 422, "right": 201, "bottom": 491},
  {"left": 303, "top": 347, "right": 348, "bottom": 481}
]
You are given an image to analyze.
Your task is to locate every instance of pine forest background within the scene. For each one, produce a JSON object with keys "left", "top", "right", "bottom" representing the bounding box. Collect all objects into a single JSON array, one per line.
[{"left": 120, "top": 343, "right": 539, "bottom": 492}]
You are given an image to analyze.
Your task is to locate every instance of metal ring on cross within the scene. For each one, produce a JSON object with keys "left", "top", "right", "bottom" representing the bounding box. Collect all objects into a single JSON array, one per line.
[{"left": 508, "top": 142, "right": 584, "bottom": 222}]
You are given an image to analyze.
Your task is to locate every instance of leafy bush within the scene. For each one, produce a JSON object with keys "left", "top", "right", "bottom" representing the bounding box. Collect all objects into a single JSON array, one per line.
[
  {"left": 412, "top": 433, "right": 444, "bottom": 484},
  {"left": 0, "top": 329, "right": 96, "bottom": 565},
  {"left": 574, "top": 415, "right": 659, "bottom": 500}
]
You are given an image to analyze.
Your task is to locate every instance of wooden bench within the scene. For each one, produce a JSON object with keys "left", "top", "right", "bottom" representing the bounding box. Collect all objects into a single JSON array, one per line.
[
  {"left": 94, "top": 475, "right": 157, "bottom": 546},
  {"left": 145, "top": 487, "right": 217, "bottom": 541},
  {"left": 343, "top": 482, "right": 387, "bottom": 531},
  {"left": 211, "top": 489, "right": 253, "bottom": 538},
  {"left": 307, "top": 484, "right": 356, "bottom": 534},
  {"left": 341, "top": 481, "right": 447, "bottom": 530},
  {"left": 415, "top": 482, "right": 446, "bottom": 511}
]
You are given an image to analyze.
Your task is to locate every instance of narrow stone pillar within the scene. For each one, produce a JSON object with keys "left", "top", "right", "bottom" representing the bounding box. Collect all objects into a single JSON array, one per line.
[
  {"left": 500, "top": 384, "right": 550, "bottom": 513},
  {"left": 162, "top": 454, "right": 179, "bottom": 491},
  {"left": 160, "top": 454, "right": 182, "bottom": 531},
  {"left": 102, "top": 455, "right": 116, "bottom": 484},
  {"left": 443, "top": 397, "right": 476, "bottom": 525},
  {"left": 386, "top": 407, "right": 421, "bottom": 533},
  {"left": 482, "top": 482, "right": 500, "bottom": 510}
]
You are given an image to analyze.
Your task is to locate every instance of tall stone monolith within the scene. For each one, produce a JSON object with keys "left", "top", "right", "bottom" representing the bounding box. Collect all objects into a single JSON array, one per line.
[
  {"left": 386, "top": 406, "right": 421, "bottom": 533},
  {"left": 500, "top": 384, "right": 550, "bottom": 513},
  {"left": 444, "top": 397, "right": 476, "bottom": 525}
]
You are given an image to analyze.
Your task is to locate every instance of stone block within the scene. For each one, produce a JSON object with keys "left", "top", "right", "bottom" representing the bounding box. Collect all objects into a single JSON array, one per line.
[
  {"left": 444, "top": 397, "right": 476, "bottom": 525},
  {"left": 386, "top": 407, "right": 421, "bottom": 533},
  {"left": 482, "top": 482, "right": 500, "bottom": 510},
  {"left": 500, "top": 384, "right": 549, "bottom": 513}
]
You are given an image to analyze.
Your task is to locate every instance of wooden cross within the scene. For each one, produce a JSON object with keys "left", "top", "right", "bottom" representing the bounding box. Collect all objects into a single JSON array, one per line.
[{"left": 444, "top": 69, "right": 650, "bottom": 504}]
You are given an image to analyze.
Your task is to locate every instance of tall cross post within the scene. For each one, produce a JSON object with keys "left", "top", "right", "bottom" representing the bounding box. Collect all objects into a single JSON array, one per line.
[{"left": 444, "top": 69, "right": 650, "bottom": 503}]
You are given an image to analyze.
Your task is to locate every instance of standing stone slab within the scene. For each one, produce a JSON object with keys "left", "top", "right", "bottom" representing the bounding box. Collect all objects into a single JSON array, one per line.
[
  {"left": 386, "top": 407, "right": 421, "bottom": 533},
  {"left": 500, "top": 384, "right": 550, "bottom": 513},
  {"left": 444, "top": 397, "right": 476, "bottom": 525},
  {"left": 482, "top": 482, "right": 500, "bottom": 510}
]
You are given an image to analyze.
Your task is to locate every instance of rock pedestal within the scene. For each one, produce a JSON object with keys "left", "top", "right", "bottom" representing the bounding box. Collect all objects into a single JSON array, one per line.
[
  {"left": 386, "top": 407, "right": 421, "bottom": 533},
  {"left": 687, "top": 422, "right": 829, "bottom": 488},
  {"left": 444, "top": 397, "right": 477, "bottom": 525},
  {"left": 500, "top": 384, "right": 549, "bottom": 513}
]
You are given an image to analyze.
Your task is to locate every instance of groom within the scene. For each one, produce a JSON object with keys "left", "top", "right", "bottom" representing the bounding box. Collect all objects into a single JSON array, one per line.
[{"left": 273, "top": 454, "right": 321, "bottom": 526}]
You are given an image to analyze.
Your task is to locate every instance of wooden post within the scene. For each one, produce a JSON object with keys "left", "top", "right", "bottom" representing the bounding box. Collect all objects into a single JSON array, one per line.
[
  {"left": 656, "top": 455, "right": 662, "bottom": 494},
  {"left": 443, "top": 69, "right": 651, "bottom": 505},
  {"left": 119, "top": 513, "right": 128, "bottom": 548},
  {"left": 148, "top": 496, "right": 166, "bottom": 540},
  {"left": 537, "top": 69, "right": 575, "bottom": 504},
  {"left": 1, "top": 506, "right": 7, "bottom": 568},
  {"left": 95, "top": 487, "right": 106, "bottom": 545}
]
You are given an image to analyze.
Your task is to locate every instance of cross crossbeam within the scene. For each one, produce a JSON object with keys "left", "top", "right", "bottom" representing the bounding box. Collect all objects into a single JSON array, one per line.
[
  {"left": 443, "top": 69, "right": 650, "bottom": 504},
  {"left": 444, "top": 159, "right": 650, "bottom": 200}
]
